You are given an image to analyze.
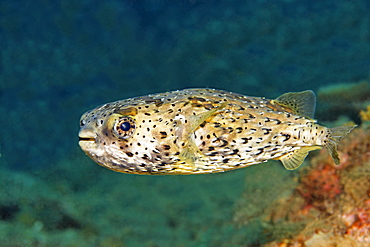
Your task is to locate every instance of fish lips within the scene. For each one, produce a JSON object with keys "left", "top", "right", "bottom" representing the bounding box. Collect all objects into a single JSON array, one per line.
[{"left": 78, "top": 128, "right": 98, "bottom": 150}]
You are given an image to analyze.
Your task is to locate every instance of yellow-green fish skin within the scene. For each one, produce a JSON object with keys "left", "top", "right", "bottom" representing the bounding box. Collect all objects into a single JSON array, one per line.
[{"left": 78, "top": 88, "right": 355, "bottom": 175}]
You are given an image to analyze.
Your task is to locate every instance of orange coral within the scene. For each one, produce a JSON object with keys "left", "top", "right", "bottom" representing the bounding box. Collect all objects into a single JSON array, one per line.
[
  {"left": 344, "top": 205, "right": 370, "bottom": 243},
  {"left": 337, "top": 127, "right": 370, "bottom": 169},
  {"left": 297, "top": 164, "right": 341, "bottom": 212},
  {"left": 239, "top": 126, "right": 370, "bottom": 246}
]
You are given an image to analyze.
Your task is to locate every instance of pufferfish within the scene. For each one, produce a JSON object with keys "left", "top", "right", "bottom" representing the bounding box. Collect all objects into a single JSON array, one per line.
[{"left": 78, "top": 88, "right": 355, "bottom": 175}]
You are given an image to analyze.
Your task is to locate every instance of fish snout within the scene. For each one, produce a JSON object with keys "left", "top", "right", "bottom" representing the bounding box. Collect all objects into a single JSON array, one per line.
[{"left": 78, "top": 127, "right": 96, "bottom": 143}]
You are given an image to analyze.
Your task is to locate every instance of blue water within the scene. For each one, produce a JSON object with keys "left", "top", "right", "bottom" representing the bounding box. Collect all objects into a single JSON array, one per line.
[{"left": 1, "top": 0, "right": 370, "bottom": 246}]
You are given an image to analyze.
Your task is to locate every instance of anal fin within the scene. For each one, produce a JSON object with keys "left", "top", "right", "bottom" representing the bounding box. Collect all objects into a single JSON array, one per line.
[{"left": 279, "top": 146, "right": 321, "bottom": 170}]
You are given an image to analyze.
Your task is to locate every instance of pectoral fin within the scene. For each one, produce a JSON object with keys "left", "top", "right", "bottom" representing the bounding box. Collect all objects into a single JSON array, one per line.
[
  {"left": 188, "top": 101, "right": 228, "bottom": 132},
  {"left": 178, "top": 102, "right": 228, "bottom": 169},
  {"left": 279, "top": 146, "right": 321, "bottom": 170}
]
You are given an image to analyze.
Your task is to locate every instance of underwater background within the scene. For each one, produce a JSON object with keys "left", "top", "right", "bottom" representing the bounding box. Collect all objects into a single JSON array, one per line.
[{"left": 1, "top": 0, "right": 370, "bottom": 246}]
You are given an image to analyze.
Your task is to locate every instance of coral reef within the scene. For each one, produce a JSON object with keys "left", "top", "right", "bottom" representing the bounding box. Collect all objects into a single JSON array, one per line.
[{"left": 234, "top": 126, "right": 370, "bottom": 246}]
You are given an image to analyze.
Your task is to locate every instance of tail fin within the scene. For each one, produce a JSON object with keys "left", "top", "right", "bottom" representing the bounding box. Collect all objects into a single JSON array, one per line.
[{"left": 325, "top": 125, "right": 356, "bottom": 165}]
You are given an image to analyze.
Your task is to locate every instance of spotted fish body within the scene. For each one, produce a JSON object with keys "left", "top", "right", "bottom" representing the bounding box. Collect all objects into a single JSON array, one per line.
[{"left": 78, "top": 88, "right": 355, "bottom": 175}]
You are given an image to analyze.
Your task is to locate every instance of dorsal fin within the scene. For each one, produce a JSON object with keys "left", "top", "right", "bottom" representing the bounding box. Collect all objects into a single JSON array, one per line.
[{"left": 273, "top": 90, "right": 316, "bottom": 119}]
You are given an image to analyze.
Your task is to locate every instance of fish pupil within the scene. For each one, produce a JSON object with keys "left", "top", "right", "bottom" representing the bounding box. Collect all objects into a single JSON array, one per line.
[{"left": 120, "top": 121, "right": 131, "bottom": 131}]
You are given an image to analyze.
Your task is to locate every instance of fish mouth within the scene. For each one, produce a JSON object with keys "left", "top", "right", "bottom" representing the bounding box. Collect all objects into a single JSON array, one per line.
[
  {"left": 78, "top": 136, "right": 95, "bottom": 142},
  {"left": 78, "top": 128, "right": 96, "bottom": 143}
]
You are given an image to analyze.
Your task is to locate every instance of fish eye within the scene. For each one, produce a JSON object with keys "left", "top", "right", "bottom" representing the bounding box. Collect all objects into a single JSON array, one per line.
[
  {"left": 113, "top": 117, "right": 136, "bottom": 139},
  {"left": 120, "top": 121, "right": 131, "bottom": 131}
]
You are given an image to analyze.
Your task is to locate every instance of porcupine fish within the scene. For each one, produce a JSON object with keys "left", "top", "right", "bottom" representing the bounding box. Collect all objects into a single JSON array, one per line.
[{"left": 78, "top": 88, "right": 355, "bottom": 175}]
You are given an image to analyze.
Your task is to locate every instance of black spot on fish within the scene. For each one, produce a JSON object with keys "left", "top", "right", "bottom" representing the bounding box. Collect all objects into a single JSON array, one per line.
[
  {"left": 160, "top": 131, "right": 167, "bottom": 138},
  {"left": 262, "top": 128, "right": 272, "bottom": 135},
  {"left": 274, "top": 119, "right": 281, "bottom": 124},
  {"left": 163, "top": 145, "right": 171, "bottom": 150},
  {"left": 282, "top": 134, "right": 291, "bottom": 141},
  {"left": 188, "top": 96, "right": 207, "bottom": 102},
  {"left": 219, "top": 139, "right": 228, "bottom": 147},
  {"left": 241, "top": 137, "right": 252, "bottom": 144},
  {"left": 255, "top": 148, "right": 264, "bottom": 155},
  {"left": 225, "top": 127, "right": 233, "bottom": 133},
  {"left": 126, "top": 152, "right": 134, "bottom": 157}
]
